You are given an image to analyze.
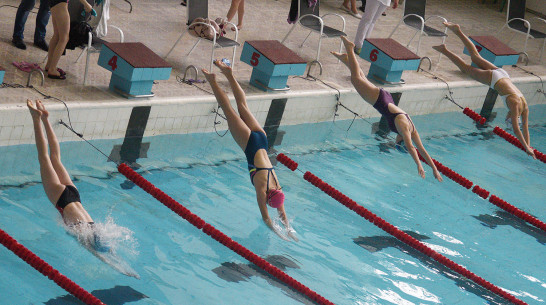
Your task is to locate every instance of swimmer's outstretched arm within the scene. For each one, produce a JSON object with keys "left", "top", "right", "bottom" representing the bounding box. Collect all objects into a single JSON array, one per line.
[
  {"left": 403, "top": 129, "right": 442, "bottom": 182},
  {"left": 511, "top": 109, "right": 536, "bottom": 158},
  {"left": 256, "top": 192, "right": 290, "bottom": 241}
]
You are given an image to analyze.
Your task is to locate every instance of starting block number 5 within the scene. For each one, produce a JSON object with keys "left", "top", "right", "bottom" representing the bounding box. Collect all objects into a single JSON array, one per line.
[
  {"left": 250, "top": 52, "right": 260, "bottom": 66},
  {"left": 108, "top": 56, "right": 118, "bottom": 71},
  {"left": 475, "top": 45, "right": 482, "bottom": 52},
  {"left": 369, "top": 49, "right": 378, "bottom": 62}
]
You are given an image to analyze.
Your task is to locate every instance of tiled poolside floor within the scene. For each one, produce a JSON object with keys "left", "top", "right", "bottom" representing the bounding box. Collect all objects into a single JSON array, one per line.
[{"left": 0, "top": 0, "right": 545, "bottom": 105}]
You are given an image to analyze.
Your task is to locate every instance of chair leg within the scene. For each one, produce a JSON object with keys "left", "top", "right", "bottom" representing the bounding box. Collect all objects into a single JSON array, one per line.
[
  {"left": 388, "top": 21, "right": 402, "bottom": 38},
  {"left": 186, "top": 39, "right": 201, "bottom": 57},
  {"left": 407, "top": 30, "right": 419, "bottom": 48},
  {"left": 538, "top": 39, "right": 545, "bottom": 62},
  {"left": 416, "top": 32, "right": 423, "bottom": 55},
  {"left": 300, "top": 30, "right": 312, "bottom": 48},
  {"left": 75, "top": 47, "right": 87, "bottom": 63},
  {"left": 210, "top": 45, "right": 216, "bottom": 72},
  {"left": 316, "top": 35, "right": 323, "bottom": 61},
  {"left": 231, "top": 46, "right": 237, "bottom": 69},
  {"left": 281, "top": 23, "right": 298, "bottom": 44},
  {"left": 165, "top": 31, "right": 187, "bottom": 58},
  {"left": 43, "top": 53, "right": 48, "bottom": 63},
  {"left": 83, "top": 49, "right": 91, "bottom": 85}
]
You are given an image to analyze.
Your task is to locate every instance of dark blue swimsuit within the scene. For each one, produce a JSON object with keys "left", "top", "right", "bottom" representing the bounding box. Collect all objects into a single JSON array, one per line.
[
  {"left": 244, "top": 131, "right": 279, "bottom": 188},
  {"left": 373, "top": 89, "right": 414, "bottom": 134}
]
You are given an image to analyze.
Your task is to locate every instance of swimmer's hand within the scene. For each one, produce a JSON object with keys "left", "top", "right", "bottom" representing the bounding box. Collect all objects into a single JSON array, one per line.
[
  {"left": 264, "top": 218, "right": 291, "bottom": 241},
  {"left": 418, "top": 165, "right": 425, "bottom": 179},
  {"left": 287, "top": 227, "right": 299, "bottom": 242},
  {"left": 433, "top": 169, "right": 443, "bottom": 182},
  {"left": 526, "top": 146, "right": 537, "bottom": 159}
]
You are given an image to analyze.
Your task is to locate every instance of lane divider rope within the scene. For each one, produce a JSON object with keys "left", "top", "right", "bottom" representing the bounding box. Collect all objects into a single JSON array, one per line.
[
  {"left": 117, "top": 163, "right": 334, "bottom": 305},
  {"left": 493, "top": 126, "right": 546, "bottom": 163},
  {"left": 276, "top": 153, "right": 527, "bottom": 305},
  {"left": 415, "top": 153, "right": 546, "bottom": 232},
  {"left": 461, "top": 107, "right": 545, "bottom": 162},
  {"left": 0, "top": 228, "right": 105, "bottom": 305}
]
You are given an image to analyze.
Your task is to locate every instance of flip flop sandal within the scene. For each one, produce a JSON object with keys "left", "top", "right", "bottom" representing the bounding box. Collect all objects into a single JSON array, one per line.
[
  {"left": 12, "top": 61, "right": 32, "bottom": 72},
  {"left": 47, "top": 73, "right": 66, "bottom": 80},
  {"left": 45, "top": 68, "right": 66, "bottom": 76}
]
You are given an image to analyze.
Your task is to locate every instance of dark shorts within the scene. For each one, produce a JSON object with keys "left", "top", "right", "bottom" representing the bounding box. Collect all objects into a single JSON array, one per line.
[
  {"left": 49, "top": 0, "right": 68, "bottom": 9},
  {"left": 56, "top": 185, "right": 81, "bottom": 210}
]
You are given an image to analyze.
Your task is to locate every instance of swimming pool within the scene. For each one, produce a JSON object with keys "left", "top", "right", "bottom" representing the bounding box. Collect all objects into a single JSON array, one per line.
[{"left": 0, "top": 104, "right": 544, "bottom": 305}]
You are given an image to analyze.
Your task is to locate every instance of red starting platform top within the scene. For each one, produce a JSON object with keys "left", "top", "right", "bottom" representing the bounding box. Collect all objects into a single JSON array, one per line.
[
  {"left": 469, "top": 36, "right": 518, "bottom": 56},
  {"left": 366, "top": 38, "right": 420, "bottom": 60},
  {"left": 246, "top": 40, "right": 306, "bottom": 65},
  {"left": 104, "top": 42, "right": 172, "bottom": 68}
]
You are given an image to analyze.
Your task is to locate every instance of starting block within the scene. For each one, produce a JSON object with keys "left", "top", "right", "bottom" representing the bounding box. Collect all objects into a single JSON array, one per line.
[
  {"left": 0, "top": 66, "right": 4, "bottom": 84},
  {"left": 98, "top": 42, "right": 172, "bottom": 98},
  {"left": 464, "top": 36, "right": 519, "bottom": 68},
  {"left": 361, "top": 38, "right": 420, "bottom": 85},
  {"left": 240, "top": 40, "right": 307, "bottom": 91}
]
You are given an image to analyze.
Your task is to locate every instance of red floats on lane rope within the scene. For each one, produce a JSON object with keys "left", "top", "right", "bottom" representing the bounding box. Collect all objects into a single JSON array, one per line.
[
  {"left": 0, "top": 228, "right": 104, "bottom": 305},
  {"left": 276, "top": 153, "right": 298, "bottom": 171},
  {"left": 493, "top": 126, "right": 546, "bottom": 163},
  {"left": 278, "top": 155, "right": 528, "bottom": 305},
  {"left": 416, "top": 153, "right": 546, "bottom": 232},
  {"left": 463, "top": 108, "right": 487, "bottom": 125},
  {"left": 117, "top": 163, "right": 333, "bottom": 305}
]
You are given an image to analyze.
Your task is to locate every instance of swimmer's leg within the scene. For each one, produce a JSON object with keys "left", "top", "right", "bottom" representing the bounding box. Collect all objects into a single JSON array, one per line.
[
  {"left": 215, "top": 60, "right": 264, "bottom": 134},
  {"left": 339, "top": 36, "right": 380, "bottom": 105},
  {"left": 28, "top": 100, "right": 65, "bottom": 205},
  {"left": 433, "top": 44, "right": 492, "bottom": 86},
  {"left": 444, "top": 22, "right": 497, "bottom": 71},
  {"left": 36, "top": 100, "right": 74, "bottom": 186},
  {"left": 202, "top": 68, "right": 251, "bottom": 150}
]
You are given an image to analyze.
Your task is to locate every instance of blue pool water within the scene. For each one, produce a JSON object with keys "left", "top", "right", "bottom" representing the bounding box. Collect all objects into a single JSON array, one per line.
[{"left": 0, "top": 105, "right": 545, "bottom": 305}]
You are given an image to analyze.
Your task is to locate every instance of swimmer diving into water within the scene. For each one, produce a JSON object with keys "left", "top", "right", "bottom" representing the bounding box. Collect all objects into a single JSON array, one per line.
[
  {"left": 332, "top": 36, "right": 443, "bottom": 182},
  {"left": 28, "top": 100, "right": 107, "bottom": 251},
  {"left": 202, "top": 60, "right": 297, "bottom": 241},
  {"left": 433, "top": 22, "right": 535, "bottom": 159}
]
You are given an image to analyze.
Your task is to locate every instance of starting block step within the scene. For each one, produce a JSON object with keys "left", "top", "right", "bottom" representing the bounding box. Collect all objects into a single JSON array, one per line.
[
  {"left": 0, "top": 66, "right": 4, "bottom": 84},
  {"left": 98, "top": 42, "right": 172, "bottom": 98},
  {"left": 240, "top": 40, "right": 307, "bottom": 91},
  {"left": 464, "top": 36, "right": 519, "bottom": 67},
  {"left": 361, "top": 38, "right": 420, "bottom": 85}
]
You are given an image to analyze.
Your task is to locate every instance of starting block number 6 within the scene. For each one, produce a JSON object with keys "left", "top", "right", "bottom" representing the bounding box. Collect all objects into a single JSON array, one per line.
[
  {"left": 108, "top": 55, "right": 118, "bottom": 71},
  {"left": 250, "top": 52, "right": 260, "bottom": 66},
  {"left": 369, "top": 49, "right": 378, "bottom": 62},
  {"left": 475, "top": 45, "right": 482, "bottom": 52}
]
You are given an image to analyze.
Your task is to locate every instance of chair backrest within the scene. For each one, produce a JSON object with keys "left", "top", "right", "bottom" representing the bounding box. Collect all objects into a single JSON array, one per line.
[
  {"left": 507, "top": 0, "right": 526, "bottom": 22},
  {"left": 404, "top": 0, "right": 426, "bottom": 18},
  {"left": 187, "top": 0, "right": 208, "bottom": 25},
  {"left": 68, "top": 0, "right": 95, "bottom": 23}
]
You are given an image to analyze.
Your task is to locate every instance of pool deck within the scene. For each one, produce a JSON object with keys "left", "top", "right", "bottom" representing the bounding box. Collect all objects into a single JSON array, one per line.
[{"left": 0, "top": 0, "right": 545, "bottom": 106}]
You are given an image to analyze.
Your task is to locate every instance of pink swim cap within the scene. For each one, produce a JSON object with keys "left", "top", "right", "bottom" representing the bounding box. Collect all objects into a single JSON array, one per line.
[{"left": 267, "top": 189, "right": 285, "bottom": 208}]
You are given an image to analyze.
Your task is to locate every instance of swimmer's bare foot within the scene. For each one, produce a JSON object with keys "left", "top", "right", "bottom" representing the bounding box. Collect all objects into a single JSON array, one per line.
[
  {"left": 331, "top": 51, "right": 349, "bottom": 65},
  {"left": 443, "top": 22, "right": 461, "bottom": 33},
  {"left": 432, "top": 44, "right": 448, "bottom": 54},
  {"left": 36, "top": 99, "right": 49, "bottom": 120},
  {"left": 201, "top": 68, "right": 216, "bottom": 83},
  {"left": 340, "top": 36, "right": 355, "bottom": 51},
  {"left": 231, "top": 24, "right": 242, "bottom": 31},
  {"left": 213, "top": 59, "right": 233, "bottom": 76},
  {"left": 27, "top": 99, "right": 42, "bottom": 119}
]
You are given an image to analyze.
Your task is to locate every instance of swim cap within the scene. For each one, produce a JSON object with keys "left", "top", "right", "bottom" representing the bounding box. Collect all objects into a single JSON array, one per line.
[{"left": 267, "top": 189, "right": 285, "bottom": 208}]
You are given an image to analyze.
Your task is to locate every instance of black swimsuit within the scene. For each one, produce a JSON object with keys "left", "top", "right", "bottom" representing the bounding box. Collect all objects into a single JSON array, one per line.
[
  {"left": 49, "top": 0, "right": 68, "bottom": 8},
  {"left": 373, "top": 89, "right": 415, "bottom": 134},
  {"left": 56, "top": 185, "right": 81, "bottom": 215}
]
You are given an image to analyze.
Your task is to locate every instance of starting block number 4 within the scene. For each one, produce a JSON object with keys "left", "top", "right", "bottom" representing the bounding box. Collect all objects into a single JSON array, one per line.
[{"left": 108, "top": 56, "right": 118, "bottom": 71}]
